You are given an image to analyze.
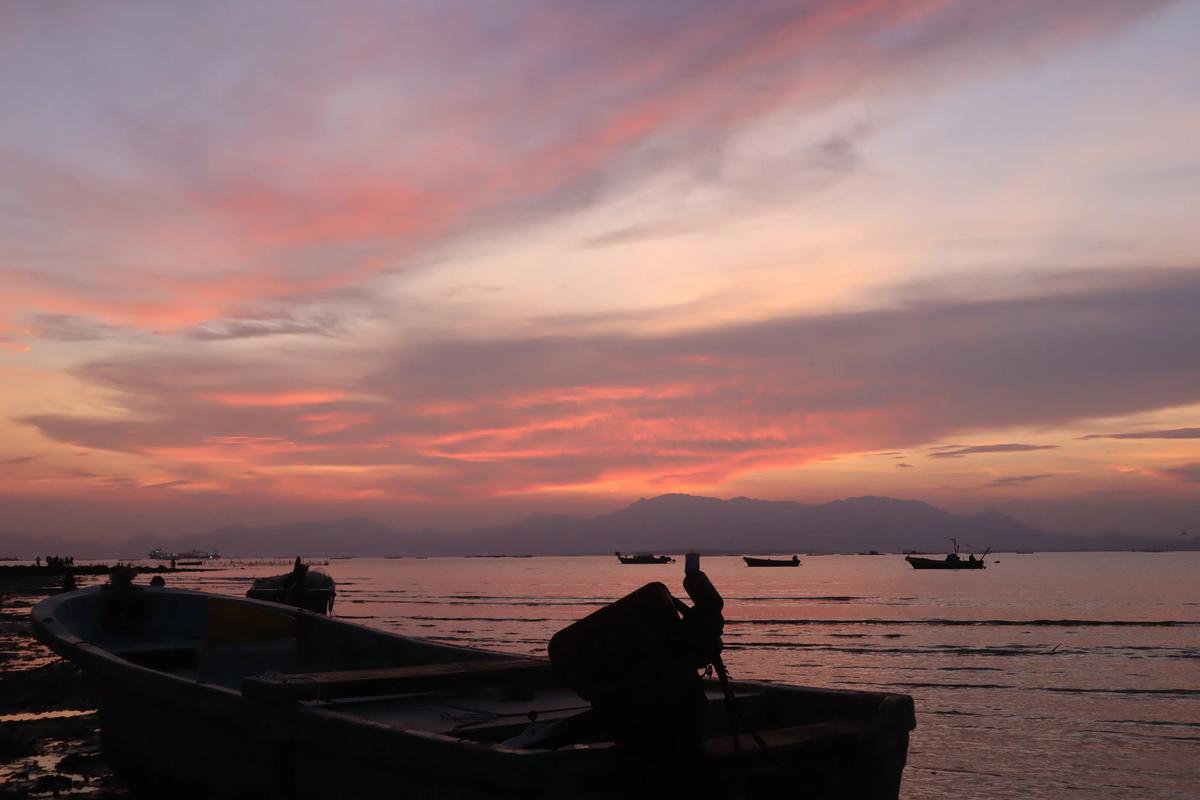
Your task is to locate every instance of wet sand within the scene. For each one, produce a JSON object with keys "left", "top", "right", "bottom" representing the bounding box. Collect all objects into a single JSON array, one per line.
[{"left": 0, "top": 573, "right": 129, "bottom": 798}]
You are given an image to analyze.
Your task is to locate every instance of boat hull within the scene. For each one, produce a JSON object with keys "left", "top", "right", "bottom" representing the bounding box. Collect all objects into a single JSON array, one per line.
[
  {"left": 33, "top": 586, "right": 914, "bottom": 799},
  {"left": 743, "top": 557, "right": 800, "bottom": 567},
  {"left": 245, "top": 586, "right": 335, "bottom": 614},
  {"left": 246, "top": 567, "right": 336, "bottom": 614}
]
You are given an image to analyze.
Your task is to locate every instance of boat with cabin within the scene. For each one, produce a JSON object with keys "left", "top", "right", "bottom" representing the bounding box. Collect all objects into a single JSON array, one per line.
[
  {"left": 33, "top": 577, "right": 915, "bottom": 799},
  {"left": 904, "top": 539, "right": 988, "bottom": 570},
  {"left": 614, "top": 551, "right": 674, "bottom": 564}
]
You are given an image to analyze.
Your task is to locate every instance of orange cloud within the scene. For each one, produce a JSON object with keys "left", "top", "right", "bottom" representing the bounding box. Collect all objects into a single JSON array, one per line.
[
  {"left": 297, "top": 412, "right": 374, "bottom": 435},
  {"left": 202, "top": 390, "right": 350, "bottom": 408}
]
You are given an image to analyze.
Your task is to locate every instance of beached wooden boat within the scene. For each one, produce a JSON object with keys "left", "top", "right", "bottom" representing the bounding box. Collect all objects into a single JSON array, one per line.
[
  {"left": 614, "top": 551, "right": 674, "bottom": 564},
  {"left": 33, "top": 585, "right": 915, "bottom": 799},
  {"left": 743, "top": 555, "right": 800, "bottom": 567}
]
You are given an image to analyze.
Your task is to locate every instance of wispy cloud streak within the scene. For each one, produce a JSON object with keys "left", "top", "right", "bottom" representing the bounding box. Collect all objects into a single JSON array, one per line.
[
  {"left": 989, "top": 474, "right": 1055, "bottom": 487},
  {"left": 1080, "top": 428, "right": 1200, "bottom": 440},
  {"left": 0, "top": 0, "right": 1168, "bottom": 335},
  {"left": 929, "top": 444, "right": 1059, "bottom": 459}
]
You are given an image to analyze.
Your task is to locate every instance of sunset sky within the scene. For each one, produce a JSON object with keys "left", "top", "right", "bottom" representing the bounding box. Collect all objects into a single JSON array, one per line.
[{"left": 2, "top": 1, "right": 1198, "bottom": 539}]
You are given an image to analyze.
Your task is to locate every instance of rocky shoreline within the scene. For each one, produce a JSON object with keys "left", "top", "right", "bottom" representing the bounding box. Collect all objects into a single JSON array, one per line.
[
  {"left": 0, "top": 564, "right": 205, "bottom": 577},
  {"left": 0, "top": 573, "right": 129, "bottom": 798}
]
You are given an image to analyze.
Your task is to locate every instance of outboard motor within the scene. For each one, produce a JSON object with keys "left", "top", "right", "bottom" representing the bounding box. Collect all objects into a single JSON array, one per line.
[{"left": 548, "top": 554, "right": 724, "bottom": 756}]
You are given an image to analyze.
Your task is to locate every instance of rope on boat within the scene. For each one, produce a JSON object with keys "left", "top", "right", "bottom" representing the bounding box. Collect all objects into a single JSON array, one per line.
[{"left": 712, "top": 656, "right": 793, "bottom": 777}]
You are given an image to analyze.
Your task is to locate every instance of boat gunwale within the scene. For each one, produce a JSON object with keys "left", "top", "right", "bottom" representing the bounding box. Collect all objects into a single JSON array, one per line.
[{"left": 32, "top": 587, "right": 565, "bottom": 756}]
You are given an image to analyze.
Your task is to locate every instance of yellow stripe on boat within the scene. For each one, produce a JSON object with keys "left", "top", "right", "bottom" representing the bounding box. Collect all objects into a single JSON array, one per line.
[{"left": 205, "top": 597, "right": 296, "bottom": 646}]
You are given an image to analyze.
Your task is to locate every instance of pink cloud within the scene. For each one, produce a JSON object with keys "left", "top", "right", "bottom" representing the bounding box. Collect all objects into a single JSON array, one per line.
[
  {"left": 203, "top": 390, "right": 351, "bottom": 408},
  {"left": 0, "top": 1, "right": 1165, "bottom": 338},
  {"left": 17, "top": 269, "right": 1196, "bottom": 506}
]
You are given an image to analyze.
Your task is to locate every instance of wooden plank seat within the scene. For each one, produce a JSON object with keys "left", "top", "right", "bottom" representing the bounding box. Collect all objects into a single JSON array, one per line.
[{"left": 242, "top": 657, "right": 554, "bottom": 702}]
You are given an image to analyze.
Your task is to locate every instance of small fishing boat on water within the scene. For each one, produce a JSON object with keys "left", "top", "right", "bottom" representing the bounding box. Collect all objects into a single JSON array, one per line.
[
  {"left": 245, "top": 557, "right": 335, "bottom": 614},
  {"left": 614, "top": 551, "right": 674, "bottom": 564},
  {"left": 742, "top": 555, "right": 801, "bottom": 567},
  {"left": 904, "top": 539, "right": 988, "bottom": 570},
  {"left": 34, "top": 575, "right": 915, "bottom": 799}
]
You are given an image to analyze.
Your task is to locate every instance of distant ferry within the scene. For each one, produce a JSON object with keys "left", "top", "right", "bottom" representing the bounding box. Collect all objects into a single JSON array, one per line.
[{"left": 148, "top": 548, "right": 221, "bottom": 561}]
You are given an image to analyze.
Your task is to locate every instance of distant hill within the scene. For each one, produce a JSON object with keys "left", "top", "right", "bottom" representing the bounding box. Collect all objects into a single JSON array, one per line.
[{"left": 4, "top": 494, "right": 1198, "bottom": 559}]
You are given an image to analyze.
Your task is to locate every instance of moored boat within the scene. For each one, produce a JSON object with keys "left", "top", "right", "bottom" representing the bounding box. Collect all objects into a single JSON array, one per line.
[
  {"left": 33, "top": 581, "right": 915, "bottom": 799},
  {"left": 245, "top": 558, "right": 335, "bottom": 614},
  {"left": 614, "top": 551, "right": 674, "bottom": 564},
  {"left": 904, "top": 539, "right": 988, "bottom": 570},
  {"left": 742, "top": 555, "right": 801, "bottom": 567}
]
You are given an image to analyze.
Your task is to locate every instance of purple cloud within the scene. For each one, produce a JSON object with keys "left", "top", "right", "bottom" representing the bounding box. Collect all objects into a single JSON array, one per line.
[
  {"left": 184, "top": 317, "right": 337, "bottom": 341},
  {"left": 1080, "top": 427, "right": 1200, "bottom": 440},
  {"left": 989, "top": 474, "right": 1055, "bottom": 487},
  {"left": 1160, "top": 463, "right": 1200, "bottom": 483},
  {"left": 929, "top": 444, "right": 1059, "bottom": 459}
]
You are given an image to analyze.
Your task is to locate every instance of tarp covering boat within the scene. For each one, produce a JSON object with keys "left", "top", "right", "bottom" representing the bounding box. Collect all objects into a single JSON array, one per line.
[{"left": 245, "top": 558, "right": 335, "bottom": 614}]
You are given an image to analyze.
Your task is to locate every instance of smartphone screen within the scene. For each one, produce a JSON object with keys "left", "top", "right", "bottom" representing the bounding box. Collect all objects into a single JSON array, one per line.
[{"left": 685, "top": 552, "right": 700, "bottom": 574}]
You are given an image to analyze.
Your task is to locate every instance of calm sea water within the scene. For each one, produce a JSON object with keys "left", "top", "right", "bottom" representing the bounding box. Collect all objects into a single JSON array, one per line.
[{"left": 136, "top": 553, "right": 1199, "bottom": 799}]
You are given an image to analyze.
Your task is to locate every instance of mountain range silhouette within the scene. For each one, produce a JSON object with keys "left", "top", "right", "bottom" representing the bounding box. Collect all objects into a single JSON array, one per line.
[{"left": 3, "top": 494, "right": 1196, "bottom": 558}]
